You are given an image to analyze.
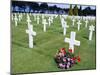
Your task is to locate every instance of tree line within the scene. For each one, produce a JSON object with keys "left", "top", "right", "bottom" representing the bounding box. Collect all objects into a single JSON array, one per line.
[{"left": 12, "top": 1, "right": 96, "bottom": 16}]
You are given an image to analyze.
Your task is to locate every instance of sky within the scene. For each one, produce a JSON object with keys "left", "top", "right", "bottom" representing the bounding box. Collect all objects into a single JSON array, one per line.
[{"left": 47, "top": 3, "right": 96, "bottom": 10}]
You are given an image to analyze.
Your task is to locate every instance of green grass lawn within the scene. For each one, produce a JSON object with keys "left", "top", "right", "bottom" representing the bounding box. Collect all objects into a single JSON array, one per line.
[{"left": 11, "top": 13, "right": 96, "bottom": 74}]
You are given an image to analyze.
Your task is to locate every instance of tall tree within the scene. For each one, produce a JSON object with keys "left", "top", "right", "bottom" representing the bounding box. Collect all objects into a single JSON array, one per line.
[
  {"left": 68, "top": 5, "right": 73, "bottom": 16},
  {"left": 31, "top": 2, "right": 39, "bottom": 12},
  {"left": 40, "top": 3, "right": 48, "bottom": 13},
  {"left": 73, "top": 5, "right": 78, "bottom": 16}
]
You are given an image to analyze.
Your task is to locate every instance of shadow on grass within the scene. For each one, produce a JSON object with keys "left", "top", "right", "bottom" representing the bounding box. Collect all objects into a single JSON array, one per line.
[{"left": 83, "top": 36, "right": 88, "bottom": 40}]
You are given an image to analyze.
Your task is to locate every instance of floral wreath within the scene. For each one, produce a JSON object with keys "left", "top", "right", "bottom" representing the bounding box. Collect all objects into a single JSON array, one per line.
[{"left": 54, "top": 48, "right": 81, "bottom": 69}]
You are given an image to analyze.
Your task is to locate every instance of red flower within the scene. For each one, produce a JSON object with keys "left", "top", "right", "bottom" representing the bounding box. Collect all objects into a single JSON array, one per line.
[
  {"left": 77, "top": 56, "right": 81, "bottom": 62},
  {"left": 72, "top": 57, "right": 77, "bottom": 60},
  {"left": 68, "top": 49, "right": 72, "bottom": 53},
  {"left": 61, "top": 48, "right": 65, "bottom": 51},
  {"left": 60, "top": 48, "right": 66, "bottom": 55}
]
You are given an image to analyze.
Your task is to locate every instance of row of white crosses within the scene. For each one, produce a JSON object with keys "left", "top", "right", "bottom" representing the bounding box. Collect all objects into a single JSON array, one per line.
[
  {"left": 72, "top": 18, "right": 89, "bottom": 29},
  {"left": 41, "top": 15, "right": 54, "bottom": 32},
  {"left": 33, "top": 14, "right": 54, "bottom": 27},
  {"left": 25, "top": 14, "right": 55, "bottom": 48},
  {"left": 13, "top": 13, "right": 95, "bottom": 53},
  {"left": 51, "top": 16, "right": 94, "bottom": 53},
  {"left": 42, "top": 15, "right": 54, "bottom": 27},
  {"left": 68, "top": 15, "right": 96, "bottom": 21},
  {"left": 72, "top": 18, "right": 82, "bottom": 31},
  {"left": 62, "top": 17, "right": 95, "bottom": 53},
  {"left": 13, "top": 13, "right": 36, "bottom": 48},
  {"left": 13, "top": 13, "right": 23, "bottom": 26},
  {"left": 25, "top": 14, "right": 57, "bottom": 48},
  {"left": 72, "top": 18, "right": 95, "bottom": 40},
  {"left": 73, "top": 18, "right": 95, "bottom": 40}
]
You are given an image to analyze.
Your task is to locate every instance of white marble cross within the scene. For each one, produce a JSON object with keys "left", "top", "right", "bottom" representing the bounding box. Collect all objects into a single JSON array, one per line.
[
  {"left": 26, "top": 25, "right": 36, "bottom": 48},
  {"left": 50, "top": 16, "right": 53, "bottom": 23},
  {"left": 29, "top": 13, "right": 32, "bottom": 16},
  {"left": 42, "top": 15, "right": 45, "bottom": 21},
  {"left": 55, "top": 15, "right": 57, "bottom": 18},
  {"left": 19, "top": 13, "right": 23, "bottom": 21},
  {"left": 20, "top": 13, "right": 22, "bottom": 17},
  {"left": 33, "top": 14, "right": 37, "bottom": 21},
  {"left": 27, "top": 14, "right": 31, "bottom": 26},
  {"left": 89, "top": 25, "right": 95, "bottom": 40},
  {"left": 14, "top": 14, "right": 18, "bottom": 26},
  {"left": 61, "top": 18, "right": 65, "bottom": 28},
  {"left": 23, "top": 13, "right": 25, "bottom": 15},
  {"left": 64, "top": 31, "right": 80, "bottom": 53},
  {"left": 42, "top": 19, "right": 48, "bottom": 32},
  {"left": 62, "top": 21, "right": 69, "bottom": 36},
  {"left": 72, "top": 19, "right": 75, "bottom": 26},
  {"left": 18, "top": 14, "right": 21, "bottom": 22},
  {"left": 37, "top": 16, "right": 40, "bottom": 24},
  {"left": 77, "top": 20, "right": 82, "bottom": 31},
  {"left": 85, "top": 20, "right": 88, "bottom": 28},
  {"left": 48, "top": 17, "right": 51, "bottom": 26}
]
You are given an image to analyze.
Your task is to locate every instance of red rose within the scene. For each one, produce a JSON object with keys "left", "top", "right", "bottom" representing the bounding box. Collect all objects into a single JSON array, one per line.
[
  {"left": 68, "top": 49, "right": 72, "bottom": 53},
  {"left": 72, "top": 57, "right": 77, "bottom": 60}
]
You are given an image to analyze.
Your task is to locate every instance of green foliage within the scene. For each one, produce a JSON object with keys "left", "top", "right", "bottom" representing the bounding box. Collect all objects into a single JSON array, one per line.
[
  {"left": 68, "top": 5, "right": 78, "bottom": 16},
  {"left": 73, "top": 5, "right": 78, "bottom": 16},
  {"left": 68, "top": 5, "right": 73, "bottom": 16}
]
